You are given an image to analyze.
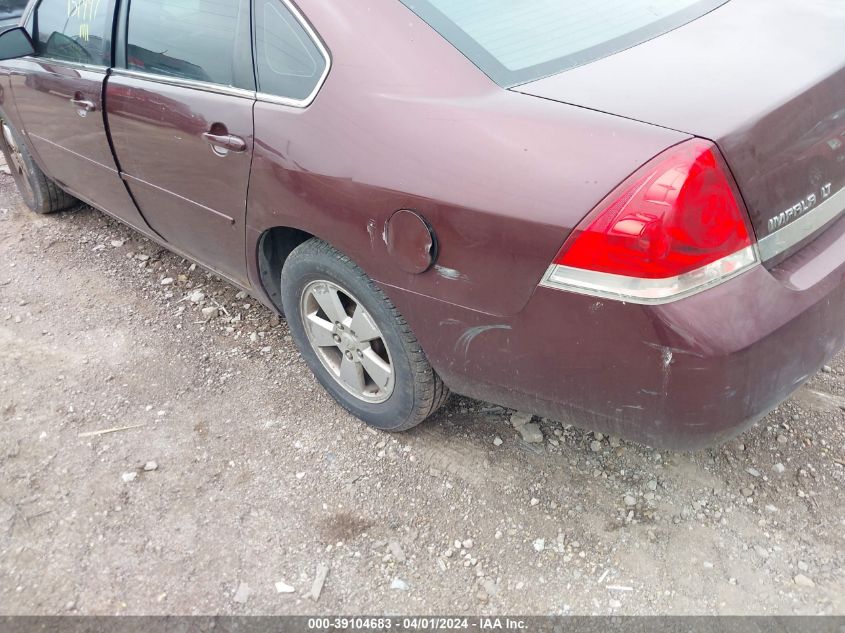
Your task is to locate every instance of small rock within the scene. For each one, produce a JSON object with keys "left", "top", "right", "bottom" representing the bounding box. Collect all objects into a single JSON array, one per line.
[
  {"left": 510, "top": 411, "right": 532, "bottom": 428},
  {"left": 532, "top": 538, "right": 545, "bottom": 552},
  {"left": 235, "top": 291, "right": 249, "bottom": 300},
  {"left": 390, "top": 578, "right": 409, "bottom": 591},
  {"left": 188, "top": 291, "right": 205, "bottom": 303},
  {"left": 389, "top": 541, "right": 406, "bottom": 562},
  {"left": 517, "top": 423, "right": 543, "bottom": 444},
  {"left": 462, "top": 539, "right": 473, "bottom": 549},
  {"left": 821, "top": 365, "right": 832, "bottom": 374},
  {"left": 64, "top": 600, "right": 76, "bottom": 611},
  {"left": 776, "top": 434, "right": 788, "bottom": 444},
  {"left": 160, "top": 277, "right": 174, "bottom": 286},
  {"left": 307, "top": 563, "right": 330, "bottom": 601},
  {"left": 201, "top": 306, "right": 218, "bottom": 318},
  {"left": 274, "top": 580, "right": 295, "bottom": 594},
  {"left": 746, "top": 467, "right": 761, "bottom": 478},
  {"left": 233, "top": 582, "right": 251, "bottom": 603},
  {"left": 793, "top": 574, "right": 815, "bottom": 588},
  {"left": 530, "top": 498, "right": 539, "bottom": 506},
  {"left": 703, "top": 561, "right": 714, "bottom": 569},
  {"left": 647, "top": 479, "right": 658, "bottom": 491},
  {"left": 624, "top": 495, "right": 637, "bottom": 507},
  {"left": 110, "top": 240, "right": 124, "bottom": 247},
  {"left": 797, "top": 561, "right": 809, "bottom": 572},
  {"left": 143, "top": 461, "right": 158, "bottom": 472},
  {"left": 492, "top": 436, "right": 503, "bottom": 447},
  {"left": 121, "top": 471, "right": 137, "bottom": 483},
  {"left": 740, "top": 487, "right": 754, "bottom": 498},
  {"left": 590, "top": 440, "right": 602, "bottom": 453},
  {"left": 772, "top": 463, "right": 786, "bottom": 474},
  {"left": 593, "top": 432, "right": 604, "bottom": 441}
]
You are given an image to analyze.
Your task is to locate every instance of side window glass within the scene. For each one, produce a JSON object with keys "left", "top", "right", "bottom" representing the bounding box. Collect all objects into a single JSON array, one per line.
[
  {"left": 126, "top": 0, "right": 243, "bottom": 86},
  {"left": 254, "top": 0, "right": 327, "bottom": 102},
  {"left": 33, "top": 0, "right": 110, "bottom": 64}
]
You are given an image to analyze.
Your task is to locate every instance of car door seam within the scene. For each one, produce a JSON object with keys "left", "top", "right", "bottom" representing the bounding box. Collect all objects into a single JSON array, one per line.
[{"left": 101, "top": 68, "right": 166, "bottom": 240}]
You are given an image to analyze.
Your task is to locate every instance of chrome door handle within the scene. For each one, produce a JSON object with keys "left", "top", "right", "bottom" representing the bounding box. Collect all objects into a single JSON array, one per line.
[
  {"left": 70, "top": 97, "right": 96, "bottom": 115},
  {"left": 202, "top": 132, "right": 247, "bottom": 153}
]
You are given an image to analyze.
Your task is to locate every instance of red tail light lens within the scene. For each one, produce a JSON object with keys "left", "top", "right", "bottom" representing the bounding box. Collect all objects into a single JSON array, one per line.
[{"left": 554, "top": 139, "right": 754, "bottom": 279}]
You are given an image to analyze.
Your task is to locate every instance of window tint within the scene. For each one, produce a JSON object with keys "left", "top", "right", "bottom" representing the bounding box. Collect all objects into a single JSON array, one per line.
[
  {"left": 33, "top": 0, "right": 110, "bottom": 64},
  {"left": 126, "top": 0, "right": 244, "bottom": 86},
  {"left": 254, "top": 0, "right": 326, "bottom": 102},
  {"left": 398, "top": 0, "right": 729, "bottom": 86}
]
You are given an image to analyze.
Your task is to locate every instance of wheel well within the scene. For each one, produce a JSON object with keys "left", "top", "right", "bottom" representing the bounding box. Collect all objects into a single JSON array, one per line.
[{"left": 257, "top": 226, "right": 313, "bottom": 313}]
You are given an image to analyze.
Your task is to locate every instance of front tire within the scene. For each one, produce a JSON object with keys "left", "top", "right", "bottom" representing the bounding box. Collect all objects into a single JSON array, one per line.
[
  {"left": 281, "top": 238, "right": 449, "bottom": 431},
  {"left": 1, "top": 119, "right": 77, "bottom": 214}
]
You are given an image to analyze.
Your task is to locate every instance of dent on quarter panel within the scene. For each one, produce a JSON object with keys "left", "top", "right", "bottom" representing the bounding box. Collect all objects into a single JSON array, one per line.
[{"left": 245, "top": 0, "right": 688, "bottom": 318}]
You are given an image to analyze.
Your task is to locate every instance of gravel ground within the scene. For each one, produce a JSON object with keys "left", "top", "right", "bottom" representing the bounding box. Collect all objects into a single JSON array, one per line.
[{"left": 1, "top": 172, "right": 844, "bottom": 616}]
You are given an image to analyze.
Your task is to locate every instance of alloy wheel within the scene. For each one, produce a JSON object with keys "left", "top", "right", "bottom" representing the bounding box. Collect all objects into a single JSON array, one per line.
[
  {"left": 2, "top": 122, "right": 34, "bottom": 202},
  {"left": 300, "top": 279, "right": 395, "bottom": 403}
]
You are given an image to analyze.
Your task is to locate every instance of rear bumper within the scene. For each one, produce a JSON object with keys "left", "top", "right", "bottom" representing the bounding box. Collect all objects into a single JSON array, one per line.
[{"left": 385, "top": 216, "right": 845, "bottom": 450}]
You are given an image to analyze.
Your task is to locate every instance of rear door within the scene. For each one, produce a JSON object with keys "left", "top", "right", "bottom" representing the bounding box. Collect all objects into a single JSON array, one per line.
[
  {"left": 105, "top": 0, "right": 255, "bottom": 284},
  {"left": 5, "top": 0, "right": 147, "bottom": 226}
]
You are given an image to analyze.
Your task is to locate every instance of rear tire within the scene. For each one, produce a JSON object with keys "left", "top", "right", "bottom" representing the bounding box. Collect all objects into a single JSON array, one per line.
[
  {"left": 281, "top": 238, "right": 449, "bottom": 431},
  {"left": 1, "top": 119, "right": 77, "bottom": 214}
]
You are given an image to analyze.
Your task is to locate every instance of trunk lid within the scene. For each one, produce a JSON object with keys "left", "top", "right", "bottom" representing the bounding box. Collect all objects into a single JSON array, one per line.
[{"left": 514, "top": 0, "right": 845, "bottom": 262}]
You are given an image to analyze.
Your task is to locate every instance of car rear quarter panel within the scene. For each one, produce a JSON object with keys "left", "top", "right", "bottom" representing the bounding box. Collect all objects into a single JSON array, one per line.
[
  {"left": 386, "top": 211, "right": 845, "bottom": 449},
  {"left": 245, "top": 0, "right": 687, "bottom": 317}
]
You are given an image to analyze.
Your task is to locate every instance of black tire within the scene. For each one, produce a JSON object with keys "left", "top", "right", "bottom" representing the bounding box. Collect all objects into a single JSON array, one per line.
[
  {"left": 1, "top": 119, "right": 77, "bottom": 214},
  {"left": 281, "top": 238, "right": 449, "bottom": 431}
]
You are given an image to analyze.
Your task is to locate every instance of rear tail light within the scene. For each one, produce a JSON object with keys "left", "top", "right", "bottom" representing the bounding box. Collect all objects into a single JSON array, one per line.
[{"left": 541, "top": 139, "right": 758, "bottom": 303}]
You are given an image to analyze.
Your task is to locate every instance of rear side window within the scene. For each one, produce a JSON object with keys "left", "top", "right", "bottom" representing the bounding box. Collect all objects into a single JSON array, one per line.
[
  {"left": 126, "top": 0, "right": 246, "bottom": 86},
  {"left": 32, "top": 0, "right": 110, "bottom": 65},
  {"left": 253, "top": 0, "right": 328, "bottom": 103},
  {"left": 398, "top": 0, "right": 729, "bottom": 86}
]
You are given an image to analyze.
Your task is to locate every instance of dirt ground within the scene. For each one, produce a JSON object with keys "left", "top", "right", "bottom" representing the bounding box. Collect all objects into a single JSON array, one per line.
[{"left": 1, "top": 172, "right": 844, "bottom": 616}]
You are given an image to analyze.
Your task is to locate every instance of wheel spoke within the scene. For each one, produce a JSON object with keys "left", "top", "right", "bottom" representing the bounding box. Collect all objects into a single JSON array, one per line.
[
  {"left": 361, "top": 348, "right": 392, "bottom": 389},
  {"left": 339, "top": 356, "right": 366, "bottom": 393},
  {"left": 304, "top": 312, "right": 337, "bottom": 348},
  {"left": 350, "top": 304, "right": 381, "bottom": 342},
  {"left": 311, "top": 285, "right": 347, "bottom": 324}
]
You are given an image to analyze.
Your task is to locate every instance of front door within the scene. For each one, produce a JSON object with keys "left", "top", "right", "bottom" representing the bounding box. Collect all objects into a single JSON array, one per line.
[
  {"left": 105, "top": 0, "right": 255, "bottom": 284},
  {"left": 6, "top": 0, "right": 147, "bottom": 227}
]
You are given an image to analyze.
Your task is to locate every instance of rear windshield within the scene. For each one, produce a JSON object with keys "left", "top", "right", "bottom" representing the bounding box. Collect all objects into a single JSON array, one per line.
[{"left": 398, "top": 0, "right": 729, "bottom": 87}]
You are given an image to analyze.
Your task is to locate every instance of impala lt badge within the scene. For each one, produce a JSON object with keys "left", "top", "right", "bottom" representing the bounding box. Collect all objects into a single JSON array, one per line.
[{"left": 768, "top": 182, "right": 833, "bottom": 232}]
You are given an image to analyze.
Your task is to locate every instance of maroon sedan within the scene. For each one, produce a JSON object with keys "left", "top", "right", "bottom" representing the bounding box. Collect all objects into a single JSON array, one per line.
[{"left": 0, "top": 0, "right": 843, "bottom": 449}]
